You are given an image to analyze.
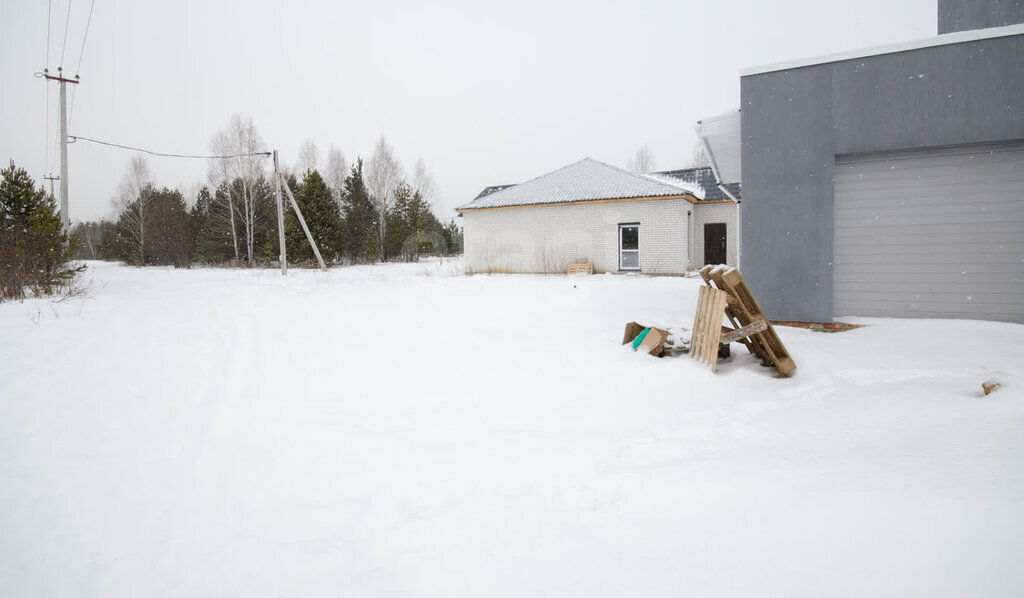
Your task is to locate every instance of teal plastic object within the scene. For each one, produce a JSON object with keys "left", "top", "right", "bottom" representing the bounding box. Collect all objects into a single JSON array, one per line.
[{"left": 632, "top": 327, "right": 651, "bottom": 350}]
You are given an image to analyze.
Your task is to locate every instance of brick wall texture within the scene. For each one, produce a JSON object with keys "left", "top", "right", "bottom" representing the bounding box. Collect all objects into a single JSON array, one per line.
[{"left": 462, "top": 198, "right": 737, "bottom": 274}]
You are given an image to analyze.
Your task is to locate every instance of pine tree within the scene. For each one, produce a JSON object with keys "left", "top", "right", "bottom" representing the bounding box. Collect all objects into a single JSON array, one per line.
[
  {"left": 146, "top": 188, "right": 192, "bottom": 266},
  {"left": 193, "top": 183, "right": 240, "bottom": 264},
  {"left": 384, "top": 182, "right": 414, "bottom": 260},
  {"left": 442, "top": 220, "right": 463, "bottom": 254},
  {"left": 383, "top": 182, "right": 447, "bottom": 261},
  {"left": 342, "top": 159, "right": 379, "bottom": 264},
  {"left": 285, "top": 169, "right": 346, "bottom": 265},
  {"left": 0, "top": 160, "right": 80, "bottom": 300}
]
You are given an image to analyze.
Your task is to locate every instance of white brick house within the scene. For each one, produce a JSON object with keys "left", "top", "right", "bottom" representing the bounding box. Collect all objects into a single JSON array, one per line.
[{"left": 457, "top": 158, "right": 739, "bottom": 275}]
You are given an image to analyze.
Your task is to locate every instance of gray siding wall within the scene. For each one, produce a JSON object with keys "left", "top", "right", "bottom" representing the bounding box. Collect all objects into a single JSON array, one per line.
[
  {"left": 938, "top": 0, "right": 1024, "bottom": 34},
  {"left": 740, "top": 33, "right": 1024, "bottom": 322}
]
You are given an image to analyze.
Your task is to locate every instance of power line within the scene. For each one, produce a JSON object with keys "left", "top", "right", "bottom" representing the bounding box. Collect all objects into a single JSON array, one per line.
[
  {"left": 46, "top": 0, "right": 52, "bottom": 67},
  {"left": 74, "top": 0, "right": 95, "bottom": 76},
  {"left": 69, "top": 135, "right": 272, "bottom": 160},
  {"left": 60, "top": 0, "right": 73, "bottom": 68}
]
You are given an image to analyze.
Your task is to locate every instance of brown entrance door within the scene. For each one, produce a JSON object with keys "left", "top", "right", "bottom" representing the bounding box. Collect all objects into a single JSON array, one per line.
[{"left": 704, "top": 223, "right": 727, "bottom": 265}]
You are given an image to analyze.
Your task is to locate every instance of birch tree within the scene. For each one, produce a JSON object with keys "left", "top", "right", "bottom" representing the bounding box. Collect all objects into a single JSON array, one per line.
[
  {"left": 366, "top": 136, "right": 404, "bottom": 260},
  {"left": 325, "top": 146, "right": 348, "bottom": 208},
  {"left": 297, "top": 139, "right": 320, "bottom": 174},
  {"left": 209, "top": 115, "right": 268, "bottom": 264},
  {"left": 628, "top": 146, "right": 656, "bottom": 173},
  {"left": 113, "top": 156, "right": 154, "bottom": 266},
  {"left": 688, "top": 141, "right": 711, "bottom": 168},
  {"left": 412, "top": 158, "right": 437, "bottom": 207}
]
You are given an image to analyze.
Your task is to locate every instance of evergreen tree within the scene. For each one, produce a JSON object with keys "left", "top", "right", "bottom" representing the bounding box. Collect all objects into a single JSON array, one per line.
[
  {"left": 191, "top": 186, "right": 229, "bottom": 264},
  {"left": 250, "top": 176, "right": 278, "bottom": 264},
  {"left": 192, "top": 180, "right": 274, "bottom": 265},
  {"left": 285, "top": 169, "right": 346, "bottom": 264},
  {"left": 383, "top": 183, "right": 414, "bottom": 260},
  {"left": 145, "top": 188, "right": 192, "bottom": 266},
  {"left": 442, "top": 220, "right": 463, "bottom": 255},
  {"left": 0, "top": 161, "right": 80, "bottom": 300},
  {"left": 110, "top": 186, "right": 192, "bottom": 266},
  {"left": 342, "top": 159, "right": 379, "bottom": 264},
  {"left": 384, "top": 181, "right": 448, "bottom": 261}
]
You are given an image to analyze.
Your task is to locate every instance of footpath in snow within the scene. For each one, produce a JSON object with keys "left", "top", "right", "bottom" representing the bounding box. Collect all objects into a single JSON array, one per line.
[{"left": 1, "top": 260, "right": 1022, "bottom": 597}]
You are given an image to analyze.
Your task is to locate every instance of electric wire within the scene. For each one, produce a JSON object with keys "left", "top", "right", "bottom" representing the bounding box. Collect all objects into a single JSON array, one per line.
[
  {"left": 60, "top": 0, "right": 73, "bottom": 68},
  {"left": 46, "top": 0, "right": 52, "bottom": 68},
  {"left": 74, "top": 0, "right": 95, "bottom": 76},
  {"left": 68, "top": 135, "right": 272, "bottom": 160},
  {"left": 45, "top": 1, "right": 53, "bottom": 172}
]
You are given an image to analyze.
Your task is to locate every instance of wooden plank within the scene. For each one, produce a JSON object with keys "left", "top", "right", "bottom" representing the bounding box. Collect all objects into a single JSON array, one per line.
[{"left": 719, "top": 319, "right": 768, "bottom": 344}]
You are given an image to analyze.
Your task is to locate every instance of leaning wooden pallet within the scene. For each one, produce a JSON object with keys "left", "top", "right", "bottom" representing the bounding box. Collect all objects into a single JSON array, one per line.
[
  {"left": 696, "top": 265, "right": 797, "bottom": 376},
  {"left": 690, "top": 286, "right": 729, "bottom": 372}
]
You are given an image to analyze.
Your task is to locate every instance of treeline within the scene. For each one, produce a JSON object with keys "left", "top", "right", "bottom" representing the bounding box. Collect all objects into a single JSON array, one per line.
[{"left": 71, "top": 116, "right": 462, "bottom": 268}]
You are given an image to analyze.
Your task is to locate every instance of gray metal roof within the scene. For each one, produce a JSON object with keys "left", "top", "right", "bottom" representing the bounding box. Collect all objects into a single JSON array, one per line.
[
  {"left": 470, "top": 185, "right": 516, "bottom": 201},
  {"left": 653, "top": 167, "right": 741, "bottom": 201},
  {"left": 458, "top": 158, "right": 699, "bottom": 210}
]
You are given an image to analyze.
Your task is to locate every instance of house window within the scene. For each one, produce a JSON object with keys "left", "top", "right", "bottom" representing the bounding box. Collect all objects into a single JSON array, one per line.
[{"left": 619, "top": 223, "right": 639, "bottom": 271}]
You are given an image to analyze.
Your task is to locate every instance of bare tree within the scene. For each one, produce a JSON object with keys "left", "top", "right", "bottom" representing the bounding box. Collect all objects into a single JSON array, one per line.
[
  {"left": 412, "top": 158, "right": 437, "bottom": 207},
  {"left": 628, "top": 146, "right": 656, "bottom": 173},
  {"left": 113, "top": 156, "right": 154, "bottom": 266},
  {"left": 209, "top": 115, "right": 267, "bottom": 264},
  {"left": 297, "top": 139, "right": 320, "bottom": 174},
  {"left": 366, "top": 136, "right": 404, "bottom": 259},
  {"left": 325, "top": 146, "right": 348, "bottom": 207},
  {"left": 689, "top": 141, "right": 711, "bottom": 168}
]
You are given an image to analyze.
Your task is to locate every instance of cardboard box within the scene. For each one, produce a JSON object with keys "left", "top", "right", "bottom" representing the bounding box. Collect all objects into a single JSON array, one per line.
[{"left": 622, "top": 322, "right": 670, "bottom": 357}]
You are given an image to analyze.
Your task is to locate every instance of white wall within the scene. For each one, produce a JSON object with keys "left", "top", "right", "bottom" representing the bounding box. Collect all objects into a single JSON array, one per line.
[
  {"left": 693, "top": 201, "right": 739, "bottom": 267},
  {"left": 462, "top": 198, "right": 700, "bottom": 274}
]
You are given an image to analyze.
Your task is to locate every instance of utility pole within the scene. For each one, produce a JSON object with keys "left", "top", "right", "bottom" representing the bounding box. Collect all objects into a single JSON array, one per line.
[
  {"left": 274, "top": 150, "right": 287, "bottom": 275},
  {"left": 277, "top": 171, "right": 327, "bottom": 270},
  {"left": 43, "top": 68, "right": 79, "bottom": 231},
  {"left": 43, "top": 173, "right": 60, "bottom": 201}
]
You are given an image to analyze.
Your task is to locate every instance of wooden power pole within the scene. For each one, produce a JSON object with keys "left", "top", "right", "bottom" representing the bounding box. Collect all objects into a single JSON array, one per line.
[
  {"left": 43, "top": 68, "right": 79, "bottom": 231},
  {"left": 43, "top": 174, "right": 60, "bottom": 201},
  {"left": 274, "top": 150, "right": 287, "bottom": 275},
  {"left": 271, "top": 150, "right": 326, "bottom": 272}
]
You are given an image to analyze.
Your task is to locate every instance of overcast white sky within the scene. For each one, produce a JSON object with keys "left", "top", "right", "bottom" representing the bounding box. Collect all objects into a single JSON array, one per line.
[{"left": 2, "top": 0, "right": 936, "bottom": 223}]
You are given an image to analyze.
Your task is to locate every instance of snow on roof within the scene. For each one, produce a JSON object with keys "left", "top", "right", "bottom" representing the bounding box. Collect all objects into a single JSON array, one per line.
[
  {"left": 471, "top": 184, "right": 516, "bottom": 201},
  {"left": 644, "top": 172, "right": 706, "bottom": 200},
  {"left": 652, "top": 166, "right": 741, "bottom": 201},
  {"left": 457, "top": 158, "right": 699, "bottom": 211}
]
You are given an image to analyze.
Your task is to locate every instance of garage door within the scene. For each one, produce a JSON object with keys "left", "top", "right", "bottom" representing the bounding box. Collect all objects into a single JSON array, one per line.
[{"left": 834, "top": 141, "right": 1024, "bottom": 323}]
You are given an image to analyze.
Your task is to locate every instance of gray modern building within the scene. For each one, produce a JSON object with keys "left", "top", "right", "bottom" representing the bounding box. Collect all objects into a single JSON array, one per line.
[{"left": 739, "top": 0, "right": 1024, "bottom": 323}]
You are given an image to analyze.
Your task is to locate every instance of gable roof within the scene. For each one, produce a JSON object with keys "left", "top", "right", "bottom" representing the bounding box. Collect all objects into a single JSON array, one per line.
[
  {"left": 458, "top": 158, "right": 700, "bottom": 211},
  {"left": 653, "top": 166, "right": 741, "bottom": 201}
]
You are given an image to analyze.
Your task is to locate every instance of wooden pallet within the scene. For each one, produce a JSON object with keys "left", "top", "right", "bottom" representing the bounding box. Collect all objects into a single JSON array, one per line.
[
  {"left": 690, "top": 286, "right": 729, "bottom": 372},
  {"left": 567, "top": 262, "right": 593, "bottom": 275},
  {"left": 696, "top": 265, "right": 797, "bottom": 376}
]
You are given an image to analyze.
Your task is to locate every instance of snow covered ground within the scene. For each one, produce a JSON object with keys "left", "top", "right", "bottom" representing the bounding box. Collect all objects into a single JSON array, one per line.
[{"left": 2, "top": 260, "right": 1023, "bottom": 597}]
